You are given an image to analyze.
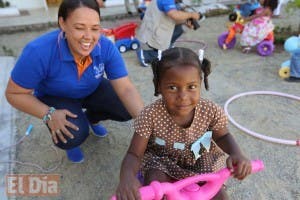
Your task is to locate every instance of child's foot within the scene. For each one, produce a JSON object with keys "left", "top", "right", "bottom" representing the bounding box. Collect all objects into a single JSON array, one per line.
[
  {"left": 90, "top": 123, "right": 108, "bottom": 137},
  {"left": 242, "top": 47, "right": 251, "bottom": 54},
  {"left": 222, "top": 43, "right": 227, "bottom": 50},
  {"left": 66, "top": 147, "right": 84, "bottom": 163}
]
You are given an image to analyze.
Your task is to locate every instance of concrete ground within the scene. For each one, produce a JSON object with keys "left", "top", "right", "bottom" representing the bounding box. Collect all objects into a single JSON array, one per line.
[
  {"left": 0, "top": 57, "right": 16, "bottom": 200},
  {"left": 0, "top": 2, "right": 299, "bottom": 200}
]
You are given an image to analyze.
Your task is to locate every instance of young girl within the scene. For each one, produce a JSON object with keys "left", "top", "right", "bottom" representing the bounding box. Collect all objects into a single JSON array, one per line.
[
  {"left": 240, "top": 0, "right": 278, "bottom": 53},
  {"left": 115, "top": 47, "right": 252, "bottom": 200}
]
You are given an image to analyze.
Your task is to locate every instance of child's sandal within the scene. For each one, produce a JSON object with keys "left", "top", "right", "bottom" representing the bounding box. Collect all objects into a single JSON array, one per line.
[{"left": 242, "top": 47, "right": 251, "bottom": 54}]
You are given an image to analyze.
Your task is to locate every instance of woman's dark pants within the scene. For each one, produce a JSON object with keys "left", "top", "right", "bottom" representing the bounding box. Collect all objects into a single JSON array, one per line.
[{"left": 38, "top": 79, "right": 131, "bottom": 150}]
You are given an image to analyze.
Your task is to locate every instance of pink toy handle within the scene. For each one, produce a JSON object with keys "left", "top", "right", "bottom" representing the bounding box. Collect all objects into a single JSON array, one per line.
[
  {"left": 166, "top": 160, "right": 264, "bottom": 200},
  {"left": 250, "top": 159, "right": 264, "bottom": 172},
  {"left": 111, "top": 160, "right": 264, "bottom": 200}
]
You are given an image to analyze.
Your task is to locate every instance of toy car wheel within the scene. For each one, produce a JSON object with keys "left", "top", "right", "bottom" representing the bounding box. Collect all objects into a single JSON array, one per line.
[
  {"left": 218, "top": 32, "right": 236, "bottom": 49},
  {"left": 119, "top": 45, "right": 127, "bottom": 53},
  {"left": 228, "top": 12, "right": 237, "bottom": 22},
  {"left": 257, "top": 40, "right": 274, "bottom": 56},
  {"left": 131, "top": 42, "right": 139, "bottom": 50},
  {"left": 278, "top": 66, "right": 290, "bottom": 79}
]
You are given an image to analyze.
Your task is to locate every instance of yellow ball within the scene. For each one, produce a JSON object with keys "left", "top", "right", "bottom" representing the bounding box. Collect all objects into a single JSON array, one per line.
[{"left": 278, "top": 67, "right": 290, "bottom": 79}]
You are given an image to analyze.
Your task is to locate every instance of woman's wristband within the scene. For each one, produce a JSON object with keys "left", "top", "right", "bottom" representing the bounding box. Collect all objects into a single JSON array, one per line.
[{"left": 42, "top": 107, "right": 56, "bottom": 124}]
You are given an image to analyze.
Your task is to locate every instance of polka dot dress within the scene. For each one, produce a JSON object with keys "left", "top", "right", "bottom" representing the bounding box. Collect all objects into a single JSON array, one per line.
[{"left": 134, "top": 98, "right": 228, "bottom": 180}]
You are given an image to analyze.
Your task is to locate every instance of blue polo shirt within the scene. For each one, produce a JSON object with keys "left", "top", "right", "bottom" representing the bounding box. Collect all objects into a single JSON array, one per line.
[
  {"left": 157, "top": 0, "right": 177, "bottom": 12},
  {"left": 11, "top": 29, "right": 128, "bottom": 99}
]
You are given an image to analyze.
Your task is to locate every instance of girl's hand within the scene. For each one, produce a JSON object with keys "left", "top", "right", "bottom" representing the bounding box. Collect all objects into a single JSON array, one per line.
[
  {"left": 226, "top": 154, "right": 252, "bottom": 180},
  {"left": 115, "top": 173, "right": 141, "bottom": 200},
  {"left": 47, "top": 109, "right": 78, "bottom": 144}
]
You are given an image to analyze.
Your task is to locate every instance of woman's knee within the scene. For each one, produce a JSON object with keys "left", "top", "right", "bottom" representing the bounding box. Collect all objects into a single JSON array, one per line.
[
  {"left": 38, "top": 95, "right": 91, "bottom": 149},
  {"left": 53, "top": 114, "right": 90, "bottom": 150},
  {"left": 55, "top": 123, "right": 89, "bottom": 149}
]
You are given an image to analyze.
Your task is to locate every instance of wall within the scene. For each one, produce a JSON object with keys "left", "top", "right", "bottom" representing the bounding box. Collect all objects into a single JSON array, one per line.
[{"left": 5, "top": 0, "right": 46, "bottom": 10}]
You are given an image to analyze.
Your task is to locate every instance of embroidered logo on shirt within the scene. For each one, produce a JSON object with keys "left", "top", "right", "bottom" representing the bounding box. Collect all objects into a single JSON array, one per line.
[
  {"left": 93, "top": 63, "right": 104, "bottom": 79},
  {"left": 190, "top": 131, "right": 212, "bottom": 160}
]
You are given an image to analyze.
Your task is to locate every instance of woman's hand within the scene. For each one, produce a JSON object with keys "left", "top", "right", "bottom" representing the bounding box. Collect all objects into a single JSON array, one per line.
[
  {"left": 185, "top": 19, "right": 194, "bottom": 29},
  {"left": 226, "top": 154, "right": 252, "bottom": 180},
  {"left": 115, "top": 173, "right": 142, "bottom": 200},
  {"left": 47, "top": 109, "right": 78, "bottom": 144},
  {"left": 5, "top": 78, "right": 78, "bottom": 144}
]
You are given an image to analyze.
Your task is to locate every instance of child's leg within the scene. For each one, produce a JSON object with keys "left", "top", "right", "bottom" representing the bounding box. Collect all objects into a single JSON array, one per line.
[
  {"left": 212, "top": 186, "right": 229, "bottom": 200},
  {"left": 242, "top": 46, "right": 251, "bottom": 53},
  {"left": 225, "top": 27, "right": 236, "bottom": 45},
  {"left": 124, "top": 0, "right": 130, "bottom": 13},
  {"left": 143, "top": 169, "right": 174, "bottom": 185},
  {"left": 273, "top": 0, "right": 283, "bottom": 16},
  {"left": 133, "top": 0, "right": 140, "bottom": 11}
]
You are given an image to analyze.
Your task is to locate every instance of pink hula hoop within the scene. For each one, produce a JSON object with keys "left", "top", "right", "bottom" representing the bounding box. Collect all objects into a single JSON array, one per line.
[{"left": 224, "top": 91, "right": 300, "bottom": 146}]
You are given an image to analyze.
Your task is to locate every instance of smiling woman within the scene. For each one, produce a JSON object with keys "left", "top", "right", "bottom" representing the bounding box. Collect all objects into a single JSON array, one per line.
[{"left": 5, "top": 0, "right": 144, "bottom": 164}]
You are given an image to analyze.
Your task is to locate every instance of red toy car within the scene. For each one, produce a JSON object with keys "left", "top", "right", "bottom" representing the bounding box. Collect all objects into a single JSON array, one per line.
[{"left": 101, "top": 22, "right": 140, "bottom": 53}]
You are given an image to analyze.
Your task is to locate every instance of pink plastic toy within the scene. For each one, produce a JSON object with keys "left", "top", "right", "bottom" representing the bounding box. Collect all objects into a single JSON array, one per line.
[{"left": 111, "top": 160, "right": 264, "bottom": 200}]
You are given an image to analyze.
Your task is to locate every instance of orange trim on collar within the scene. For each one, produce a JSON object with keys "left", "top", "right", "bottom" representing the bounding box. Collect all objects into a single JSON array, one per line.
[{"left": 74, "top": 55, "right": 92, "bottom": 78}]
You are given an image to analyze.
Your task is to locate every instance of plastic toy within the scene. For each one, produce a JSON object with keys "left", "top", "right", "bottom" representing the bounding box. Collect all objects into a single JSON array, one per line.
[
  {"left": 224, "top": 91, "right": 300, "bottom": 146},
  {"left": 218, "top": 11, "right": 245, "bottom": 50},
  {"left": 278, "top": 36, "right": 300, "bottom": 79},
  {"left": 101, "top": 22, "right": 140, "bottom": 53},
  {"left": 111, "top": 160, "right": 264, "bottom": 200},
  {"left": 218, "top": 2, "right": 275, "bottom": 56}
]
